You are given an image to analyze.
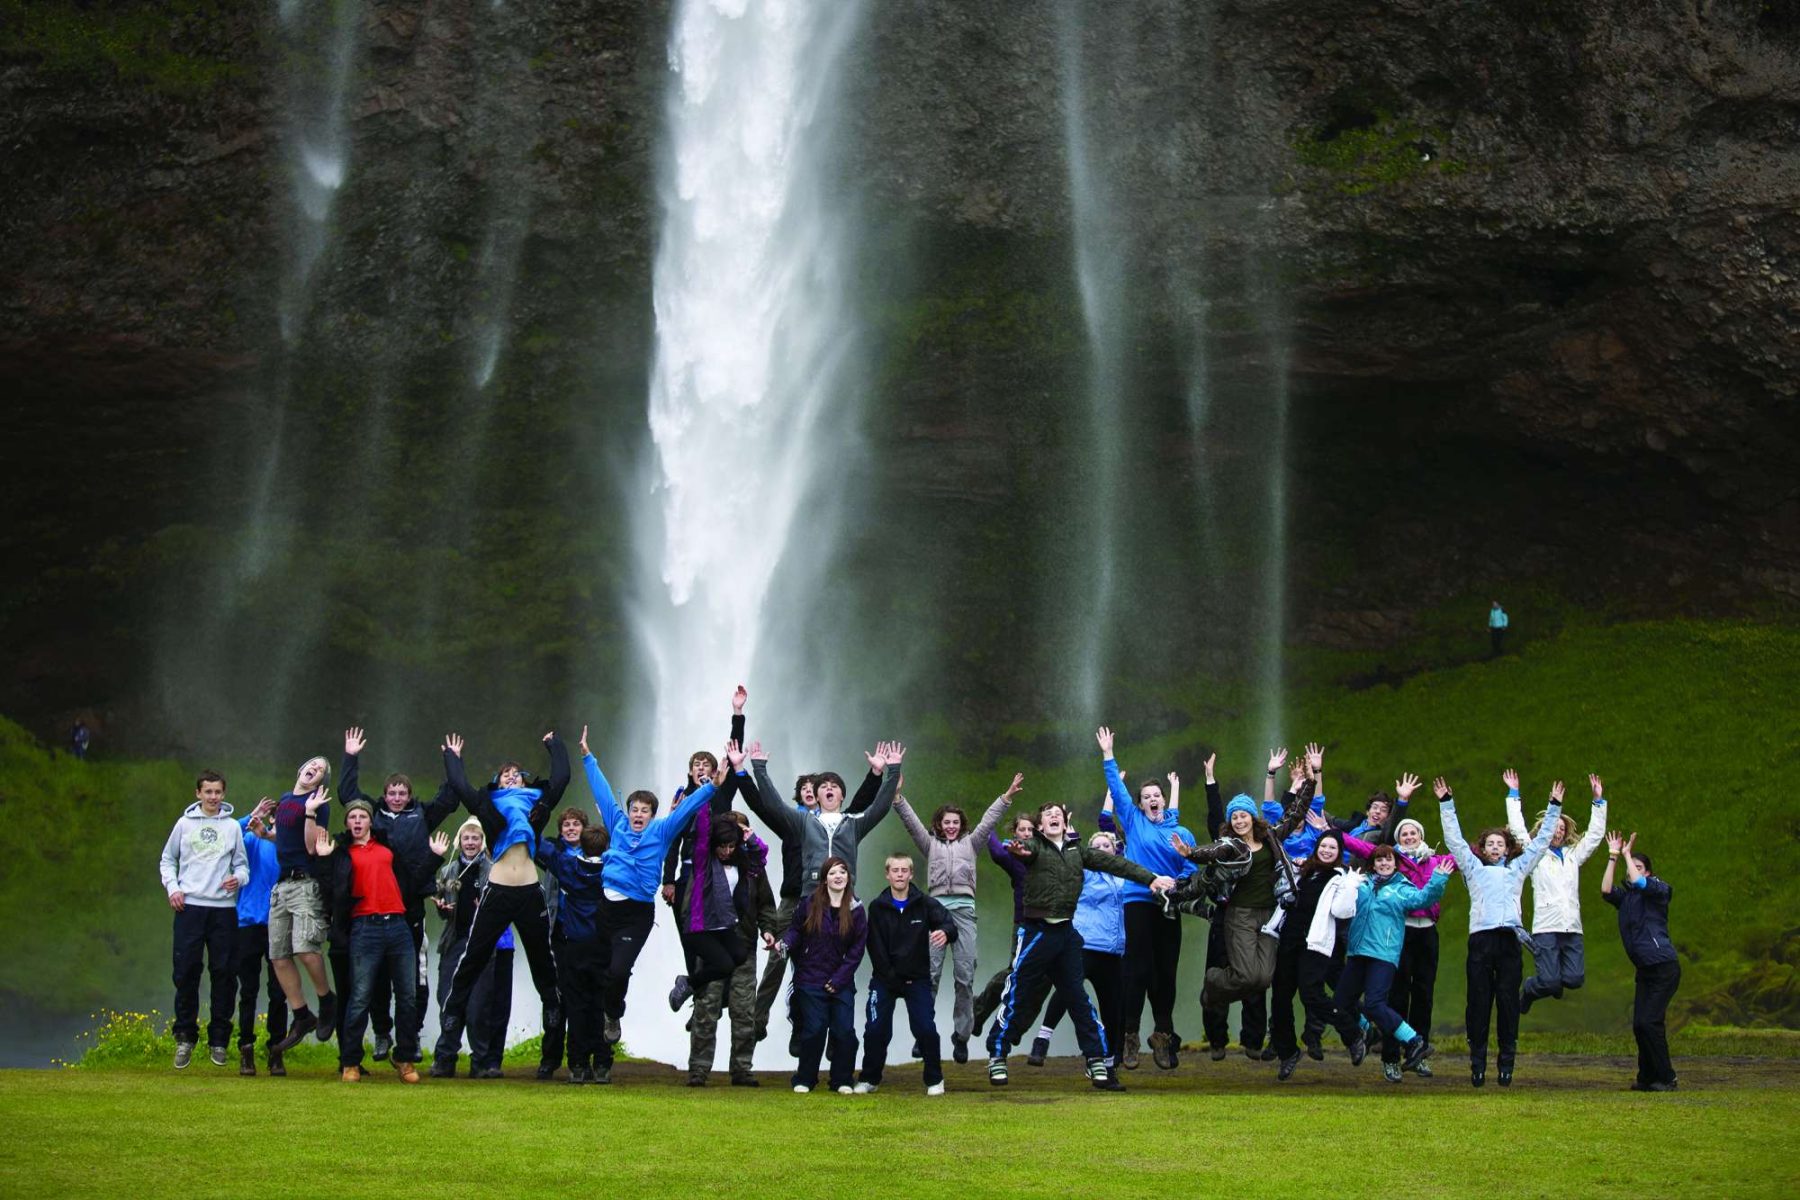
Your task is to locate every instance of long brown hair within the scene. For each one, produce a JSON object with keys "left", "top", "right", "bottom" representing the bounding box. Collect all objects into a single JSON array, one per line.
[
  {"left": 1477, "top": 826, "right": 1524, "bottom": 862},
  {"left": 803, "top": 856, "right": 857, "bottom": 938}
]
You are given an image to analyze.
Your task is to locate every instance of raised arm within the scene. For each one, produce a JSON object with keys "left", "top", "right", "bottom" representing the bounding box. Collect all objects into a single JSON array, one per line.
[
  {"left": 442, "top": 734, "right": 481, "bottom": 809},
  {"left": 745, "top": 752, "right": 802, "bottom": 839},
  {"left": 1570, "top": 775, "right": 1608, "bottom": 866},
  {"left": 1263, "top": 746, "right": 1287, "bottom": 808},
  {"left": 654, "top": 779, "right": 717, "bottom": 840},
  {"left": 1435, "top": 778, "right": 1482, "bottom": 877},
  {"left": 1271, "top": 777, "right": 1316, "bottom": 839},
  {"left": 1502, "top": 768, "right": 1529, "bottom": 844},
  {"left": 1079, "top": 840, "right": 1161, "bottom": 888},
  {"left": 970, "top": 775, "right": 1022, "bottom": 843},
  {"left": 892, "top": 794, "right": 933, "bottom": 854},
  {"left": 1600, "top": 829, "right": 1622, "bottom": 900},
  {"left": 853, "top": 747, "right": 903, "bottom": 833},
  {"left": 579, "top": 727, "right": 622, "bottom": 829},
  {"left": 1512, "top": 783, "right": 1565, "bottom": 877},
  {"left": 540, "top": 732, "right": 571, "bottom": 806},
  {"left": 341, "top": 726, "right": 372, "bottom": 804}
]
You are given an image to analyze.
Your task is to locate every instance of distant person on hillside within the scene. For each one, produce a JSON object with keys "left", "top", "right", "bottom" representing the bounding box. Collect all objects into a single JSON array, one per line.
[
  {"left": 1601, "top": 831, "right": 1679, "bottom": 1092},
  {"left": 267, "top": 754, "right": 335, "bottom": 1052},
  {"left": 233, "top": 797, "right": 288, "bottom": 1075},
  {"left": 1489, "top": 601, "right": 1509, "bottom": 656},
  {"left": 1437, "top": 775, "right": 1561, "bottom": 1088},
  {"left": 1509, "top": 770, "right": 1609, "bottom": 1017},
  {"left": 158, "top": 770, "right": 249, "bottom": 1069},
  {"left": 71, "top": 720, "right": 90, "bottom": 760}
]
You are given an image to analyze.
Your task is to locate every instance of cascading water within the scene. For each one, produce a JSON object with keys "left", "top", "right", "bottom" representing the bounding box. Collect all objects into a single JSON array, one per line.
[{"left": 625, "top": 0, "right": 867, "bottom": 1066}]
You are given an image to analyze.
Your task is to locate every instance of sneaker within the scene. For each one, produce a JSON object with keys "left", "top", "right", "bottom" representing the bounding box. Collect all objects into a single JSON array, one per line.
[
  {"left": 1277, "top": 1052, "right": 1301, "bottom": 1081},
  {"left": 209, "top": 1045, "right": 228, "bottom": 1067},
  {"left": 952, "top": 1035, "right": 969, "bottom": 1065},
  {"left": 686, "top": 1071, "right": 707, "bottom": 1087},
  {"left": 1260, "top": 1047, "right": 1277, "bottom": 1061},
  {"left": 793, "top": 1084, "right": 811, "bottom": 1094},
  {"left": 604, "top": 1014, "right": 621, "bottom": 1045},
  {"left": 394, "top": 1060, "right": 421, "bottom": 1084},
  {"left": 1471, "top": 1066, "right": 1486, "bottom": 1088},
  {"left": 1412, "top": 1060, "right": 1434, "bottom": 1078},
  {"left": 1149, "top": 1031, "right": 1178, "bottom": 1070},
  {"left": 592, "top": 1066, "right": 612, "bottom": 1085},
  {"left": 272, "top": 1012, "right": 316, "bottom": 1053},
  {"left": 536, "top": 1065, "right": 556, "bottom": 1081},
  {"left": 238, "top": 1047, "right": 256, "bottom": 1076},
  {"left": 1348, "top": 1038, "right": 1368, "bottom": 1067},
  {"left": 173, "top": 1042, "right": 195, "bottom": 1070},
  {"left": 1383, "top": 1061, "right": 1403, "bottom": 1083},
  {"left": 267, "top": 1049, "right": 286, "bottom": 1077},
  {"left": 988, "top": 1058, "right": 1009, "bottom": 1087},
  {"left": 340, "top": 1066, "right": 362, "bottom": 1082},
  {"left": 567, "top": 1067, "right": 590, "bottom": 1085},
  {"left": 1209, "top": 1043, "right": 1228, "bottom": 1062},
  {"left": 1303, "top": 1036, "right": 1325, "bottom": 1062},
  {"left": 1026, "top": 1037, "right": 1050, "bottom": 1067},
  {"left": 316, "top": 993, "right": 337, "bottom": 1039},
  {"left": 429, "top": 1057, "right": 455, "bottom": 1079},
  {"left": 1497, "top": 1067, "right": 1513, "bottom": 1087},
  {"left": 1647, "top": 1080, "right": 1679, "bottom": 1092},
  {"left": 731, "top": 1073, "right": 760, "bottom": 1087},
  {"left": 852, "top": 1082, "right": 878, "bottom": 1094},
  {"left": 926, "top": 1081, "right": 946, "bottom": 1096},
  {"left": 372, "top": 1033, "right": 391, "bottom": 1062},
  {"left": 669, "top": 975, "right": 693, "bottom": 1012},
  {"left": 1087, "top": 1060, "right": 1126, "bottom": 1092},
  {"left": 835, "top": 1085, "right": 853, "bottom": 1095},
  {"left": 1121, "top": 1032, "right": 1140, "bottom": 1070},
  {"left": 1401, "top": 1035, "right": 1432, "bottom": 1072}
]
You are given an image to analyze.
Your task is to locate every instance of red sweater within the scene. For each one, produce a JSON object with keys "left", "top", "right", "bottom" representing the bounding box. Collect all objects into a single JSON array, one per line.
[{"left": 349, "top": 841, "right": 406, "bottom": 917}]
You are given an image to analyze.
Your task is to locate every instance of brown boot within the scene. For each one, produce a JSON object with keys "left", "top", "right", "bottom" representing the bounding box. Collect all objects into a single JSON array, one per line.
[
  {"left": 238, "top": 1047, "right": 256, "bottom": 1077},
  {"left": 1121, "top": 1032, "right": 1140, "bottom": 1071},
  {"left": 340, "top": 1066, "right": 362, "bottom": 1083},
  {"left": 393, "top": 1059, "right": 421, "bottom": 1084}
]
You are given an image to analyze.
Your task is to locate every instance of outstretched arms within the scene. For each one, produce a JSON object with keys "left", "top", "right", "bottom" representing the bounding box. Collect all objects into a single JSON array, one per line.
[
  {"left": 1435, "top": 777, "right": 1481, "bottom": 877},
  {"left": 1502, "top": 768, "right": 1529, "bottom": 845},
  {"left": 970, "top": 774, "right": 1023, "bottom": 844},
  {"left": 1570, "top": 774, "right": 1608, "bottom": 866},
  {"left": 341, "top": 726, "right": 372, "bottom": 804},
  {"left": 1513, "top": 781, "right": 1565, "bottom": 876}
]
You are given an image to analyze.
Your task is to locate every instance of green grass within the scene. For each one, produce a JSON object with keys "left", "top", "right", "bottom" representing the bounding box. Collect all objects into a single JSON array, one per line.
[{"left": 4, "top": 1054, "right": 1798, "bottom": 1198}]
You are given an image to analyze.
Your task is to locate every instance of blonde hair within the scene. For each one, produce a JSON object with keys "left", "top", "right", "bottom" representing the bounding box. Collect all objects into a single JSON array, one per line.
[{"left": 1533, "top": 810, "right": 1579, "bottom": 844}]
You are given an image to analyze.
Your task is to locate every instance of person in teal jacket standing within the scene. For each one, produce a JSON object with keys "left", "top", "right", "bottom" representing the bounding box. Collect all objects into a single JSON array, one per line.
[{"left": 1332, "top": 844, "right": 1451, "bottom": 1082}]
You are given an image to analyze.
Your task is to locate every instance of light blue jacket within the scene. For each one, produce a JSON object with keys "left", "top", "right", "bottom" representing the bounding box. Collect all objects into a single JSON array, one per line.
[
  {"left": 583, "top": 754, "right": 715, "bottom": 902},
  {"left": 1073, "top": 869, "right": 1127, "bottom": 955},
  {"left": 1440, "top": 796, "right": 1559, "bottom": 938},
  {"left": 1102, "top": 758, "right": 1197, "bottom": 903},
  {"left": 1346, "top": 870, "right": 1449, "bottom": 965}
]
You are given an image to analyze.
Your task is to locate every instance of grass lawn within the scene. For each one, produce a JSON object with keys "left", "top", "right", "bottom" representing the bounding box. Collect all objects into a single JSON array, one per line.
[{"left": 4, "top": 1051, "right": 1798, "bottom": 1199}]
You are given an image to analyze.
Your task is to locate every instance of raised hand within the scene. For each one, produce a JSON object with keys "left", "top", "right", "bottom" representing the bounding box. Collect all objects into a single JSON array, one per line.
[
  {"left": 885, "top": 741, "right": 906, "bottom": 766},
  {"left": 1305, "top": 808, "right": 1329, "bottom": 832},
  {"left": 1589, "top": 774, "right": 1604, "bottom": 799},
  {"left": 1288, "top": 762, "right": 1306, "bottom": 790},
  {"left": 344, "top": 726, "right": 366, "bottom": 756},
  {"left": 1167, "top": 834, "right": 1190, "bottom": 855},
  {"left": 1203, "top": 752, "right": 1217, "bottom": 783},
  {"left": 428, "top": 831, "right": 451, "bottom": 857},
  {"left": 865, "top": 744, "right": 887, "bottom": 773},
  {"left": 304, "top": 788, "right": 331, "bottom": 814},
  {"left": 1166, "top": 770, "right": 1180, "bottom": 794},
  {"left": 726, "top": 740, "right": 747, "bottom": 771},
  {"left": 1623, "top": 831, "right": 1637, "bottom": 852},
  {"left": 542, "top": 730, "right": 556, "bottom": 744},
  {"left": 749, "top": 740, "right": 768, "bottom": 762},
  {"left": 1502, "top": 768, "right": 1520, "bottom": 792},
  {"left": 1432, "top": 860, "right": 1453, "bottom": 877},
  {"left": 1305, "top": 743, "right": 1324, "bottom": 773},
  {"left": 1395, "top": 773, "right": 1421, "bottom": 802},
  {"left": 1433, "top": 776, "right": 1451, "bottom": 801},
  {"left": 1549, "top": 780, "right": 1566, "bottom": 805},
  {"left": 1004, "top": 772, "right": 1025, "bottom": 798},
  {"left": 1606, "top": 830, "right": 1623, "bottom": 856},
  {"left": 1096, "top": 726, "right": 1116, "bottom": 757},
  {"left": 444, "top": 733, "right": 465, "bottom": 758},
  {"left": 1267, "top": 747, "right": 1287, "bottom": 773},
  {"left": 578, "top": 726, "right": 591, "bottom": 758},
  {"left": 732, "top": 684, "right": 748, "bottom": 714}
]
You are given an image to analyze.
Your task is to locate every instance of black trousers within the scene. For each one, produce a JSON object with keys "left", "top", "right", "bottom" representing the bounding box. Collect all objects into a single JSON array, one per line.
[
  {"left": 1269, "top": 935, "right": 1325, "bottom": 1058},
  {"left": 435, "top": 936, "right": 514, "bottom": 1070},
  {"left": 1465, "top": 928, "right": 1523, "bottom": 1068},
  {"left": 988, "top": 921, "right": 1107, "bottom": 1062},
  {"left": 1202, "top": 914, "right": 1267, "bottom": 1048},
  {"left": 1633, "top": 960, "right": 1681, "bottom": 1087},
  {"left": 1297, "top": 947, "right": 1359, "bottom": 1047},
  {"left": 329, "top": 944, "right": 352, "bottom": 1044},
  {"left": 561, "top": 937, "right": 610, "bottom": 1071},
  {"left": 1121, "top": 901, "right": 1182, "bottom": 1038},
  {"left": 439, "top": 882, "right": 560, "bottom": 1052},
  {"left": 1383, "top": 924, "right": 1440, "bottom": 1064},
  {"left": 171, "top": 906, "right": 237, "bottom": 1047},
  {"left": 686, "top": 927, "right": 750, "bottom": 994},
  {"left": 600, "top": 897, "right": 657, "bottom": 1020},
  {"left": 232, "top": 923, "right": 287, "bottom": 1051},
  {"left": 1042, "top": 949, "right": 1126, "bottom": 1061},
  {"left": 539, "top": 930, "right": 568, "bottom": 1070},
  {"left": 366, "top": 908, "right": 427, "bottom": 1043}
]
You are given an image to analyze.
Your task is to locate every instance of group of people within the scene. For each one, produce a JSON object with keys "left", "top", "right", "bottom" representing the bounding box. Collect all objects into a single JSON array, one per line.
[{"left": 157, "top": 689, "right": 1681, "bottom": 1094}]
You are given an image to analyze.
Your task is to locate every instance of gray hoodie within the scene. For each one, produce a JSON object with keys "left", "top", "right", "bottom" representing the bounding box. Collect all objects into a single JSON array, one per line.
[{"left": 159, "top": 801, "right": 250, "bottom": 907}]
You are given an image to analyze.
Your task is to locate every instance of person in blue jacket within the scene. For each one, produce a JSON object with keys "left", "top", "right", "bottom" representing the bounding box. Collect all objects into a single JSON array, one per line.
[
  {"left": 579, "top": 724, "right": 717, "bottom": 1047},
  {"left": 1334, "top": 843, "right": 1452, "bottom": 1083},
  {"left": 233, "top": 797, "right": 287, "bottom": 1075},
  {"left": 1029, "top": 829, "right": 1131, "bottom": 1070},
  {"left": 536, "top": 822, "right": 610, "bottom": 1083},
  {"left": 1097, "top": 726, "right": 1197, "bottom": 1071},
  {"left": 1601, "top": 830, "right": 1680, "bottom": 1091},
  {"left": 1489, "top": 601, "right": 1509, "bottom": 655}
]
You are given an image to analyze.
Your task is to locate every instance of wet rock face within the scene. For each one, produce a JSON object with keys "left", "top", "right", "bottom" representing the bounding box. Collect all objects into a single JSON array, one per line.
[{"left": 0, "top": 0, "right": 1795, "bottom": 739}]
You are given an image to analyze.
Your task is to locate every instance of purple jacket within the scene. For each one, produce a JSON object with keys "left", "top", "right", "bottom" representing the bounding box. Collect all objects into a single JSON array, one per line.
[
  {"left": 1343, "top": 832, "right": 1457, "bottom": 923},
  {"left": 780, "top": 894, "right": 868, "bottom": 993},
  {"left": 987, "top": 833, "right": 1029, "bottom": 925},
  {"left": 682, "top": 803, "right": 770, "bottom": 934}
]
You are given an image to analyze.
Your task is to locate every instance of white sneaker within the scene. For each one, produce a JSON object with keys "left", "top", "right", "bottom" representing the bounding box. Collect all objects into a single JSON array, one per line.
[
  {"left": 835, "top": 1085, "right": 854, "bottom": 1095},
  {"left": 852, "top": 1082, "right": 878, "bottom": 1094},
  {"left": 926, "top": 1081, "right": 946, "bottom": 1096},
  {"left": 793, "top": 1084, "right": 810, "bottom": 1094}
]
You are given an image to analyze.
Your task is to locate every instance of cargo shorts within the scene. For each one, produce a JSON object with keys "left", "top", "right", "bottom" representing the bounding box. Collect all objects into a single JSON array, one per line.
[{"left": 268, "top": 877, "right": 326, "bottom": 957}]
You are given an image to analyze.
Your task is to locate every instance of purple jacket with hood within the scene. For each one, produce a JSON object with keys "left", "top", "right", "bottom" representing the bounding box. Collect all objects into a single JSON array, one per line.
[{"left": 780, "top": 893, "right": 868, "bottom": 993}]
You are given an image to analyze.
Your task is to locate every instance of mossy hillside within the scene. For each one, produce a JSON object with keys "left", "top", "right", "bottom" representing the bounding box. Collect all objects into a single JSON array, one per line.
[{"left": 0, "top": 1, "right": 244, "bottom": 94}]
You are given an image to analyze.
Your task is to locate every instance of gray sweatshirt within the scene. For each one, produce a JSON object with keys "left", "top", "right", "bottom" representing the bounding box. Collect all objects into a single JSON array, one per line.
[
  {"left": 159, "top": 801, "right": 250, "bottom": 907},
  {"left": 894, "top": 790, "right": 1014, "bottom": 899}
]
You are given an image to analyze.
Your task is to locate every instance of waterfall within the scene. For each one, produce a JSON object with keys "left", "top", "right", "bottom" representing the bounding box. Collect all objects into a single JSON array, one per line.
[{"left": 624, "top": 0, "right": 867, "bottom": 1065}]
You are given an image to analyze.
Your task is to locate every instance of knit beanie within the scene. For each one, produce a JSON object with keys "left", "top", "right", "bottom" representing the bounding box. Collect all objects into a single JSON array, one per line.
[
  {"left": 344, "top": 798, "right": 374, "bottom": 818},
  {"left": 1394, "top": 818, "right": 1431, "bottom": 859},
  {"left": 1260, "top": 800, "right": 1284, "bottom": 825},
  {"left": 1225, "top": 795, "right": 1258, "bottom": 822},
  {"left": 455, "top": 816, "right": 487, "bottom": 854}
]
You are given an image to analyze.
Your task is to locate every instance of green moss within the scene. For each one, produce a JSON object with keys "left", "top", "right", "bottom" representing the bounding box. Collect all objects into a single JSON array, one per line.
[
  {"left": 1292, "top": 109, "right": 1464, "bottom": 197},
  {"left": 0, "top": 1, "right": 242, "bottom": 95}
]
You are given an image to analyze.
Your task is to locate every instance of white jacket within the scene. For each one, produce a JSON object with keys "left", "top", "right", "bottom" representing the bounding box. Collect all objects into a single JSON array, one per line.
[
  {"left": 1305, "top": 870, "right": 1363, "bottom": 957},
  {"left": 1506, "top": 792, "right": 1607, "bottom": 934}
]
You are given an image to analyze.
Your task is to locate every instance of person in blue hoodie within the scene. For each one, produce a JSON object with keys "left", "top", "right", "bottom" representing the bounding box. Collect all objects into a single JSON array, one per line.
[
  {"left": 579, "top": 724, "right": 717, "bottom": 1048},
  {"left": 1097, "top": 726, "right": 1197, "bottom": 1072},
  {"left": 1601, "top": 830, "right": 1679, "bottom": 1091},
  {"left": 536, "top": 822, "right": 610, "bottom": 1083},
  {"left": 1335, "top": 843, "right": 1452, "bottom": 1083},
  {"left": 232, "top": 797, "right": 287, "bottom": 1075}
]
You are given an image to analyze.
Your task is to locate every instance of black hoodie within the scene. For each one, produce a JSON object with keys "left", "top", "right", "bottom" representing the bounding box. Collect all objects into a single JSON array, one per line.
[{"left": 866, "top": 887, "right": 958, "bottom": 987}]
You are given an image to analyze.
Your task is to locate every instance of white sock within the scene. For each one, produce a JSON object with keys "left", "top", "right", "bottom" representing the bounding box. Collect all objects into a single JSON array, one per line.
[{"left": 1037, "top": 1025, "right": 1053, "bottom": 1041}]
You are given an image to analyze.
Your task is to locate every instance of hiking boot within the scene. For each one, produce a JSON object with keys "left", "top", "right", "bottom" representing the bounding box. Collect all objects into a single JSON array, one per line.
[
  {"left": 686, "top": 1071, "right": 708, "bottom": 1087},
  {"left": 1209, "top": 1043, "right": 1228, "bottom": 1062},
  {"left": 988, "top": 1058, "right": 1009, "bottom": 1087},
  {"left": 480, "top": 1066, "right": 504, "bottom": 1079},
  {"left": 1026, "top": 1037, "right": 1050, "bottom": 1067},
  {"left": 315, "top": 993, "right": 336, "bottom": 1039},
  {"left": 372, "top": 1033, "right": 391, "bottom": 1062},
  {"left": 1277, "top": 1052, "right": 1301, "bottom": 1081},
  {"left": 239, "top": 1047, "right": 256, "bottom": 1076},
  {"left": 731, "top": 1073, "right": 760, "bottom": 1087},
  {"left": 1303, "top": 1036, "right": 1324, "bottom": 1062},
  {"left": 267, "top": 1049, "right": 286, "bottom": 1077},
  {"left": 669, "top": 975, "right": 693, "bottom": 1012},
  {"left": 952, "top": 1035, "right": 969, "bottom": 1065},
  {"left": 272, "top": 1012, "right": 315, "bottom": 1053},
  {"left": 173, "top": 1042, "right": 195, "bottom": 1070},
  {"left": 1383, "top": 1061, "right": 1403, "bottom": 1083},
  {"left": 1121, "top": 1032, "right": 1140, "bottom": 1070},
  {"left": 536, "top": 1064, "right": 556, "bottom": 1081},
  {"left": 209, "top": 1045, "right": 228, "bottom": 1067},
  {"left": 1412, "top": 1060, "right": 1434, "bottom": 1078},
  {"left": 1401, "top": 1035, "right": 1432, "bottom": 1073},
  {"left": 394, "top": 1060, "right": 421, "bottom": 1084},
  {"left": 340, "top": 1066, "right": 361, "bottom": 1083},
  {"left": 1150, "top": 1030, "right": 1178, "bottom": 1070},
  {"left": 429, "top": 1057, "right": 454, "bottom": 1078},
  {"left": 1348, "top": 1038, "right": 1368, "bottom": 1067}
]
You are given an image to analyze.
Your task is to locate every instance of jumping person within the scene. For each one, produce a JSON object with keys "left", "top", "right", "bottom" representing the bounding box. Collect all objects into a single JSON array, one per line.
[
  {"left": 1507, "top": 769, "right": 1608, "bottom": 1015},
  {"left": 856, "top": 853, "right": 957, "bottom": 1094},
  {"left": 684, "top": 810, "right": 776, "bottom": 1087},
  {"left": 429, "top": 818, "right": 512, "bottom": 1078},
  {"left": 778, "top": 858, "right": 868, "bottom": 1094},
  {"left": 1196, "top": 749, "right": 1264, "bottom": 1061},
  {"left": 1032, "top": 829, "right": 1130, "bottom": 1072},
  {"left": 535, "top": 817, "right": 609, "bottom": 1084},
  {"left": 1601, "top": 831, "right": 1679, "bottom": 1091},
  {"left": 320, "top": 796, "right": 447, "bottom": 1082},
  {"left": 1280, "top": 832, "right": 1369, "bottom": 1078},
  {"left": 536, "top": 805, "right": 592, "bottom": 1079},
  {"left": 159, "top": 769, "right": 249, "bottom": 1068},
  {"left": 667, "top": 758, "right": 767, "bottom": 1044},
  {"left": 1334, "top": 844, "right": 1453, "bottom": 1083},
  {"left": 1096, "top": 727, "right": 1197, "bottom": 1072},
  {"left": 1270, "top": 828, "right": 1347, "bottom": 1078},
  {"left": 988, "top": 802, "right": 1174, "bottom": 1091},
  {"left": 971, "top": 812, "right": 1035, "bottom": 1041},
  {"left": 267, "top": 755, "right": 334, "bottom": 1051},
  {"left": 339, "top": 727, "right": 459, "bottom": 1064},
  {"left": 232, "top": 797, "right": 287, "bottom": 1075},
  {"left": 1438, "top": 775, "right": 1561, "bottom": 1087},
  {"left": 433, "top": 731, "right": 569, "bottom": 1066},
  {"left": 891, "top": 772, "right": 1019, "bottom": 1066},
  {"left": 660, "top": 685, "right": 748, "bottom": 910}
]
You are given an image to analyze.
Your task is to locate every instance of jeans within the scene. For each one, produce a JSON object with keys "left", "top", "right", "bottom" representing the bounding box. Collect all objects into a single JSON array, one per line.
[
  {"left": 1523, "top": 930, "right": 1586, "bottom": 1001},
  {"left": 342, "top": 915, "right": 421, "bottom": 1066},
  {"left": 1335, "top": 955, "right": 1409, "bottom": 1040},
  {"left": 366, "top": 909, "right": 428, "bottom": 1043},
  {"left": 171, "top": 905, "right": 237, "bottom": 1047},
  {"left": 792, "top": 985, "right": 857, "bottom": 1090}
]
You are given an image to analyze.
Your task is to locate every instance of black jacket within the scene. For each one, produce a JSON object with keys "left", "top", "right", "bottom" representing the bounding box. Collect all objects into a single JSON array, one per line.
[
  {"left": 442, "top": 736, "right": 569, "bottom": 854},
  {"left": 323, "top": 826, "right": 445, "bottom": 946},
  {"left": 342, "top": 752, "right": 460, "bottom": 906},
  {"left": 660, "top": 711, "right": 747, "bottom": 895},
  {"left": 866, "top": 888, "right": 958, "bottom": 987},
  {"left": 1603, "top": 875, "right": 1677, "bottom": 967}
]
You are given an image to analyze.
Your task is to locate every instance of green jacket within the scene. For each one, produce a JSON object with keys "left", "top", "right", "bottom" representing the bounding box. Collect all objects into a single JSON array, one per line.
[{"left": 1017, "top": 832, "right": 1156, "bottom": 921}]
